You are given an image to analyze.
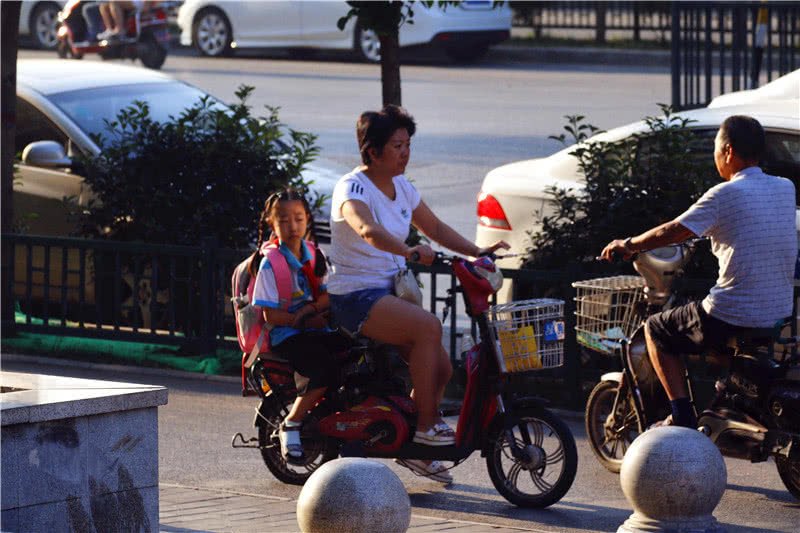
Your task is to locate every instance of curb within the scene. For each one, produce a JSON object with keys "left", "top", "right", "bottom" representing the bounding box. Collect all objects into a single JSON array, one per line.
[{"left": 0, "top": 352, "right": 241, "bottom": 384}]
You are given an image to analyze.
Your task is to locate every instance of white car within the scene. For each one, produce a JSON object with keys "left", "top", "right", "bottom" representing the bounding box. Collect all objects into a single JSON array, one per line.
[
  {"left": 14, "top": 59, "right": 345, "bottom": 319},
  {"left": 475, "top": 101, "right": 800, "bottom": 300},
  {"left": 15, "top": 59, "right": 343, "bottom": 240},
  {"left": 708, "top": 69, "right": 800, "bottom": 108},
  {"left": 18, "top": 1, "right": 65, "bottom": 50},
  {"left": 177, "top": 0, "right": 512, "bottom": 62}
]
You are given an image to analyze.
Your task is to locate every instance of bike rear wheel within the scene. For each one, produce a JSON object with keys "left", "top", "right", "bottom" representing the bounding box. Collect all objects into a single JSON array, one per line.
[
  {"left": 776, "top": 455, "right": 800, "bottom": 500},
  {"left": 485, "top": 407, "right": 577, "bottom": 508},
  {"left": 585, "top": 380, "right": 642, "bottom": 473},
  {"left": 257, "top": 395, "right": 338, "bottom": 485}
]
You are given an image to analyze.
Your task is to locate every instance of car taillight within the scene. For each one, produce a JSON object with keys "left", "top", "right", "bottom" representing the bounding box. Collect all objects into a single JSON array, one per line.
[{"left": 477, "top": 192, "right": 511, "bottom": 230}]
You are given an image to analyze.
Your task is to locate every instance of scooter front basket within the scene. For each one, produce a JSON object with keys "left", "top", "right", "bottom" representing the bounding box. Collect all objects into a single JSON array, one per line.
[{"left": 486, "top": 298, "right": 565, "bottom": 373}]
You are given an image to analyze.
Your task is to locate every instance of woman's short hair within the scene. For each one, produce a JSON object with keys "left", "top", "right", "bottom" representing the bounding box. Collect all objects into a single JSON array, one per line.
[
  {"left": 356, "top": 104, "right": 417, "bottom": 165},
  {"left": 718, "top": 115, "right": 766, "bottom": 163}
]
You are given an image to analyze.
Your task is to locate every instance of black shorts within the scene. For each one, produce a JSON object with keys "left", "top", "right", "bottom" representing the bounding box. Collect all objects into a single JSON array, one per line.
[
  {"left": 272, "top": 331, "right": 350, "bottom": 396},
  {"left": 645, "top": 300, "right": 745, "bottom": 356}
]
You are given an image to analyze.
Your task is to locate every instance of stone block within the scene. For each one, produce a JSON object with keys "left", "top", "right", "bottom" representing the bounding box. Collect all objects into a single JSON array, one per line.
[
  {"left": 88, "top": 408, "right": 159, "bottom": 495},
  {"left": 1, "top": 508, "right": 19, "bottom": 532},
  {"left": 86, "top": 486, "right": 158, "bottom": 533},
  {"left": 1, "top": 425, "right": 21, "bottom": 510},
  {"left": 18, "top": 500, "right": 72, "bottom": 532},
  {"left": 17, "top": 417, "right": 89, "bottom": 508}
]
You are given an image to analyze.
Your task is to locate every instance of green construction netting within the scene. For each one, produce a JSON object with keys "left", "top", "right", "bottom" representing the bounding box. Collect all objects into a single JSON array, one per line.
[{"left": 3, "top": 304, "right": 242, "bottom": 376}]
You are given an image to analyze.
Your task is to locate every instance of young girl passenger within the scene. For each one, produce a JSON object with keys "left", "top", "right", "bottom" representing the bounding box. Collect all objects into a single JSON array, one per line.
[{"left": 249, "top": 188, "right": 349, "bottom": 463}]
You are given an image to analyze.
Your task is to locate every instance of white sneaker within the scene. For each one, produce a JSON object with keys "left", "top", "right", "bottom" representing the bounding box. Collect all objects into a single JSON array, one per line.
[
  {"left": 394, "top": 458, "right": 453, "bottom": 484},
  {"left": 96, "top": 29, "right": 119, "bottom": 40}
]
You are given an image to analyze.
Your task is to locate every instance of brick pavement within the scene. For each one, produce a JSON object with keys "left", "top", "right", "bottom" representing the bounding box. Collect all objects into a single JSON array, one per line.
[{"left": 158, "top": 484, "right": 541, "bottom": 533}]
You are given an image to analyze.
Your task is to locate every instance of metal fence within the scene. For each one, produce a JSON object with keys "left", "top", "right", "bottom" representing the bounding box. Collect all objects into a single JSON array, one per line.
[
  {"left": 671, "top": 2, "right": 800, "bottom": 109},
  {"left": 513, "top": 1, "right": 672, "bottom": 43},
  {"left": 2, "top": 233, "right": 725, "bottom": 408}
]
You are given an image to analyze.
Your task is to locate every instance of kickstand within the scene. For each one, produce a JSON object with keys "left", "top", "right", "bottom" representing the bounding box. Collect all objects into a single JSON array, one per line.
[{"left": 231, "top": 432, "right": 260, "bottom": 449}]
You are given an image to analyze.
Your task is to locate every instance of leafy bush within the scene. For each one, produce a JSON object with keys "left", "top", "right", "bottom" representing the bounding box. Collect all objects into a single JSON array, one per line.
[
  {"left": 73, "top": 85, "right": 319, "bottom": 249},
  {"left": 524, "top": 105, "right": 720, "bottom": 276}
]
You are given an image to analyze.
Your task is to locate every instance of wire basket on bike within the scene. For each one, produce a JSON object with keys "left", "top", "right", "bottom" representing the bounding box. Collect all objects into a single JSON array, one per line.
[
  {"left": 486, "top": 298, "right": 565, "bottom": 373},
  {"left": 572, "top": 276, "right": 645, "bottom": 354}
]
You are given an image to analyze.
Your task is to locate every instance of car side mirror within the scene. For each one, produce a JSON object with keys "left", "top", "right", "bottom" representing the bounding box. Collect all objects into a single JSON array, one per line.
[{"left": 22, "top": 140, "right": 72, "bottom": 168}]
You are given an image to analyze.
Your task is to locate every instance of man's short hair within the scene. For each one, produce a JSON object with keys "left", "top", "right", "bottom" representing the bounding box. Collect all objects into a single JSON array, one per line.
[
  {"left": 718, "top": 115, "right": 766, "bottom": 163},
  {"left": 356, "top": 105, "right": 416, "bottom": 165}
]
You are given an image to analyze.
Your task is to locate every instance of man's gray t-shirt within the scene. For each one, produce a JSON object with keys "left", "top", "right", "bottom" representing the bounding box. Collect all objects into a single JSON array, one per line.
[{"left": 676, "top": 166, "right": 797, "bottom": 327}]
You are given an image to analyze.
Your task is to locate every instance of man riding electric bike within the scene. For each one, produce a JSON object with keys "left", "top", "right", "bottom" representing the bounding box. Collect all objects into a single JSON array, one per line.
[{"left": 600, "top": 114, "right": 797, "bottom": 429}]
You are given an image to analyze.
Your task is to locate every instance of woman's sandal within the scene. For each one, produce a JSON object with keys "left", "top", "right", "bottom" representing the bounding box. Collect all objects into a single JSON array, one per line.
[
  {"left": 394, "top": 458, "right": 453, "bottom": 484},
  {"left": 279, "top": 422, "right": 305, "bottom": 463},
  {"left": 412, "top": 422, "right": 456, "bottom": 446}
]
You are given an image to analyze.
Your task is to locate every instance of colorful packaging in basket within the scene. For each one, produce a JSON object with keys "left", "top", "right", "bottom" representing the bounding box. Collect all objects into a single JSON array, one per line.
[{"left": 498, "top": 326, "right": 541, "bottom": 370}]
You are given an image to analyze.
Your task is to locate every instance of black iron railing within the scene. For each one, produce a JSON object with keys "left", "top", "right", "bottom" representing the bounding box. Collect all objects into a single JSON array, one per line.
[
  {"left": 671, "top": 1, "right": 799, "bottom": 109},
  {"left": 3, "top": 234, "right": 732, "bottom": 407},
  {"left": 513, "top": 1, "right": 672, "bottom": 43}
]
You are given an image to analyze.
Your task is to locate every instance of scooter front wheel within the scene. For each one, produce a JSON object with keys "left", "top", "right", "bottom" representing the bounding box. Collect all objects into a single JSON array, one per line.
[
  {"left": 485, "top": 407, "right": 577, "bottom": 508},
  {"left": 585, "top": 380, "right": 642, "bottom": 473},
  {"left": 776, "top": 455, "right": 800, "bottom": 500},
  {"left": 257, "top": 396, "right": 338, "bottom": 485}
]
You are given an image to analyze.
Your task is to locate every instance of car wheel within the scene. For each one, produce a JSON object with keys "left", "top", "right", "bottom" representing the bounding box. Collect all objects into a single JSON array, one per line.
[
  {"left": 30, "top": 2, "right": 61, "bottom": 50},
  {"left": 354, "top": 22, "right": 380, "bottom": 63},
  {"left": 445, "top": 44, "right": 489, "bottom": 63},
  {"left": 192, "top": 7, "right": 233, "bottom": 57}
]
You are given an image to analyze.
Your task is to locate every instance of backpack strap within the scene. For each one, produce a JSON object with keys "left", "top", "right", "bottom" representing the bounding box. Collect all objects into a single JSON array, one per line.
[
  {"left": 263, "top": 243, "right": 293, "bottom": 311},
  {"left": 263, "top": 240, "right": 321, "bottom": 311}
]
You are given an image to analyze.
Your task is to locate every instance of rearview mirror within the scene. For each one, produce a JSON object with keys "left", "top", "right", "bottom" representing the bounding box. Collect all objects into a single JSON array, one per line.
[{"left": 22, "top": 141, "right": 72, "bottom": 168}]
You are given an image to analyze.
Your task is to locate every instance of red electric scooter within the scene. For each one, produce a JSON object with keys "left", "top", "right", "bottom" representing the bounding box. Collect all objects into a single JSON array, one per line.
[
  {"left": 56, "top": 0, "right": 170, "bottom": 69},
  {"left": 232, "top": 252, "right": 577, "bottom": 508}
]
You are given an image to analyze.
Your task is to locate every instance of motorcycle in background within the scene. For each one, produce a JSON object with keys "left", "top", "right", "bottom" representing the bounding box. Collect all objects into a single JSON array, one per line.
[
  {"left": 577, "top": 241, "right": 800, "bottom": 500},
  {"left": 56, "top": 0, "right": 170, "bottom": 69}
]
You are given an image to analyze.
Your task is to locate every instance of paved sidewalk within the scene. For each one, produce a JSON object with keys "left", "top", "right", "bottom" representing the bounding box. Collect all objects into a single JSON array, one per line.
[{"left": 159, "top": 484, "right": 540, "bottom": 533}]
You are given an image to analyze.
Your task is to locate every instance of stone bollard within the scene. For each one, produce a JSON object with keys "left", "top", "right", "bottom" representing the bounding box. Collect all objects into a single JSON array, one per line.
[
  {"left": 297, "top": 458, "right": 411, "bottom": 533},
  {"left": 617, "top": 426, "right": 727, "bottom": 533}
]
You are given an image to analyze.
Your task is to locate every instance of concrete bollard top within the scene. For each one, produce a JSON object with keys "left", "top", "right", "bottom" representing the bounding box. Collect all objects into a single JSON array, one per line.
[
  {"left": 618, "top": 426, "right": 727, "bottom": 532},
  {"left": 297, "top": 458, "right": 411, "bottom": 533}
]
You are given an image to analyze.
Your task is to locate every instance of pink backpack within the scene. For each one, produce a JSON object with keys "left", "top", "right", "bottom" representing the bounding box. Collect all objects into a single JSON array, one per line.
[{"left": 232, "top": 240, "right": 317, "bottom": 370}]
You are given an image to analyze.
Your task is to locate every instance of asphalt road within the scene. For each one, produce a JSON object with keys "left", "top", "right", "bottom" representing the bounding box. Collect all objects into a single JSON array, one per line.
[
  {"left": 3, "top": 357, "right": 797, "bottom": 532},
  {"left": 19, "top": 46, "right": 672, "bottom": 244}
]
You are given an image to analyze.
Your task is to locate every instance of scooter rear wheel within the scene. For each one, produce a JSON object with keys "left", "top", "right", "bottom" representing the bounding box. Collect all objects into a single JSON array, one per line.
[
  {"left": 776, "top": 455, "right": 800, "bottom": 500},
  {"left": 485, "top": 407, "right": 577, "bottom": 508},
  {"left": 585, "top": 380, "right": 642, "bottom": 473},
  {"left": 257, "top": 396, "right": 338, "bottom": 485}
]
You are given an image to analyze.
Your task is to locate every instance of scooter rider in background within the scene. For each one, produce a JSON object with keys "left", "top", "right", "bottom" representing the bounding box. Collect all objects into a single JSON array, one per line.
[
  {"left": 97, "top": 1, "right": 147, "bottom": 41},
  {"left": 600, "top": 115, "right": 797, "bottom": 429}
]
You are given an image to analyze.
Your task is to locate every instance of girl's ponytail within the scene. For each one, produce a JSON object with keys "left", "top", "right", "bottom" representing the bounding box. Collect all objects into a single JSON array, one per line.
[{"left": 304, "top": 199, "right": 328, "bottom": 278}]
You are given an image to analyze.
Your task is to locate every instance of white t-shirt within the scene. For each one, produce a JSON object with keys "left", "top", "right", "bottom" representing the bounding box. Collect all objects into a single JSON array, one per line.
[
  {"left": 677, "top": 166, "right": 797, "bottom": 327},
  {"left": 328, "top": 169, "right": 421, "bottom": 295}
]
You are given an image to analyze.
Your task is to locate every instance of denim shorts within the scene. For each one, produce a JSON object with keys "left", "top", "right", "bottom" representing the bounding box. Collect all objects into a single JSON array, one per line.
[{"left": 329, "top": 287, "right": 392, "bottom": 334}]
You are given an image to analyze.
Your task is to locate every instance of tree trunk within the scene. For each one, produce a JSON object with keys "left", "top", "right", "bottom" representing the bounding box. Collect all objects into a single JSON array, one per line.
[
  {"left": 2, "top": 1, "right": 20, "bottom": 234},
  {"left": 1, "top": 1, "right": 21, "bottom": 332},
  {"left": 379, "top": 28, "right": 401, "bottom": 106}
]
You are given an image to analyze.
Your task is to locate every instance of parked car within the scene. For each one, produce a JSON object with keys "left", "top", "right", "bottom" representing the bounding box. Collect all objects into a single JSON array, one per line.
[
  {"left": 708, "top": 69, "right": 800, "bottom": 108},
  {"left": 18, "top": 1, "right": 65, "bottom": 50},
  {"left": 176, "top": 0, "right": 512, "bottom": 62},
  {"left": 475, "top": 101, "right": 800, "bottom": 301},
  {"left": 14, "top": 59, "right": 345, "bottom": 322}
]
